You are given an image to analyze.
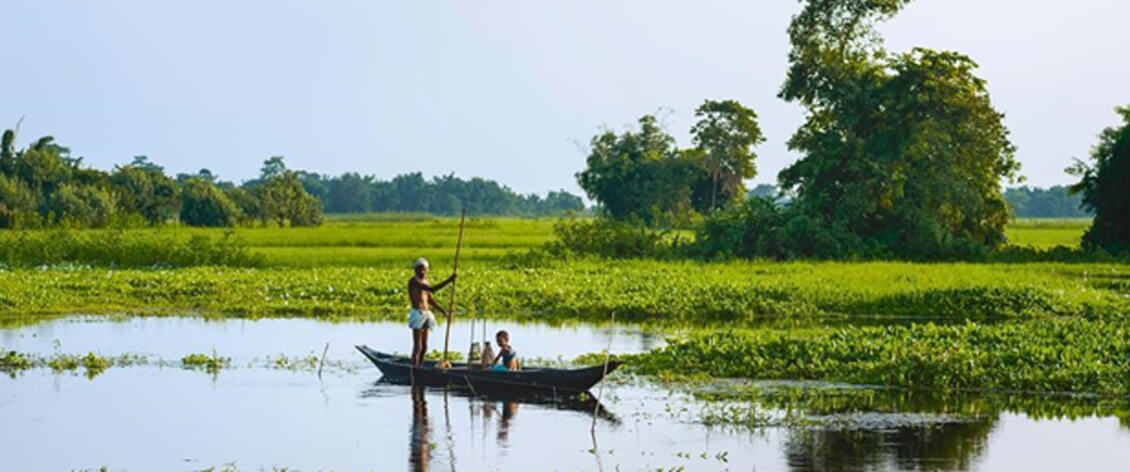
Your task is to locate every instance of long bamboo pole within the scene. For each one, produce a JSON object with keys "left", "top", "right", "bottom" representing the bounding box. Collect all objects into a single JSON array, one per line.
[{"left": 440, "top": 208, "right": 466, "bottom": 369}]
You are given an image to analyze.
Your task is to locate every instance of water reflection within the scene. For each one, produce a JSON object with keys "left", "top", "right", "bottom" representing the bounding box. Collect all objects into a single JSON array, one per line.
[
  {"left": 784, "top": 419, "right": 995, "bottom": 472},
  {"left": 395, "top": 382, "right": 616, "bottom": 471},
  {"left": 409, "top": 386, "right": 431, "bottom": 472}
]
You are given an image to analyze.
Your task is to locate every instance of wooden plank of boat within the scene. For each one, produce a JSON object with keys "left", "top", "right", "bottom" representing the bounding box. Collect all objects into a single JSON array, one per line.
[{"left": 355, "top": 344, "right": 622, "bottom": 394}]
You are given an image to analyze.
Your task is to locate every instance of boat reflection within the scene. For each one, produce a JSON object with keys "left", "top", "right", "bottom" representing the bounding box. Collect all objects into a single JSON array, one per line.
[{"left": 371, "top": 380, "right": 619, "bottom": 472}]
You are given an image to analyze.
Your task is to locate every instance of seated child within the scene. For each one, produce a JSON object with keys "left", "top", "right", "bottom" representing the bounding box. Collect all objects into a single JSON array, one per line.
[{"left": 491, "top": 330, "right": 520, "bottom": 371}]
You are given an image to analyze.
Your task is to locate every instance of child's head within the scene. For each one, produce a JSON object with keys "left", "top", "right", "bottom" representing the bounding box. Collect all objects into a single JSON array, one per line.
[
  {"left": 413, "top": 258, "right": 429, "bottom": 277},
  {"left": 495, "top": 330, "right": 509, "bottom": 346}
]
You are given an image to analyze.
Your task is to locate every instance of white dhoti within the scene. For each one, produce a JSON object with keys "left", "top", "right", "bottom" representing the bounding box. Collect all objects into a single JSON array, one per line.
[{"left": 408, "top": 309, "right": 437, "bottom": 330}]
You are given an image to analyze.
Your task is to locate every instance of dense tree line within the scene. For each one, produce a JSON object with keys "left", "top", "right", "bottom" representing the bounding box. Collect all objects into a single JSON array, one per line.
[
  {"left": 293, "top": 169, "right": 583, "bottom": 216},
  {"left": 0, "top": 131, "right": 317, "bottom": 228},
  {"left": 1003, "top": 186, "right": 1088, "bottom": 218},
  {"left": 577, "top": 99, "right": 764, "bottom": 225},
  {"left": 0, "top": 130, "right": 583, "bottom": 229}
]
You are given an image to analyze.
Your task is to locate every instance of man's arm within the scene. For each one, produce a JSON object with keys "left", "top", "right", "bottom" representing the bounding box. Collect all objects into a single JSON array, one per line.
[{"left": 428, "top": 273, "right": 457, "bottom": 292}]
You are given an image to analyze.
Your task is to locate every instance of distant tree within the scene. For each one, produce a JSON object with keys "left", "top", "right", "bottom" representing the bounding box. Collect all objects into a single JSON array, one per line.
[
  {"left": 325, "top": 172, "right": 372, "bottom": 213},
  {"left": 224, "top": 187, "right": 260, "bottom": 226},
  {"left": 296, "top": 170, "right": 329, "bottom": 205},
  {"left": 254, "top": 171, "right": 323, "bottom": 226},
  {"left": 689, "top": 99, "right": 765, "bottom": 213},
  {"left": 11, "top": 137, "right": 73, "bottom": 197},
  {"left": 0, "top": 174, "right": 39, "bottom": 228},
  {"left": 576, "top": 115, "right": 700, "bottom": 225},
  {"left": 0, "top": 129, "right": 15, "bottom": 176},
  {"left": 260, "top": 155, "right": 288, "bottom": 180},
  {"left": 1003, "top": 186, "right": 1088, "bottom": 218},
  {"left": 111, "top": 162, "right": 179, "bottom": 224},
  {"left": 389, "top": 173, "right": 431, "bottom": 213},
  {"left": 542, "top": 190, "right": 584, "bottom": 214},
  {"left": 48, "top": 183, "right": 117, "bottom": 228},
  {"left": 177, "top": 168, "right": 218, "bottom": 184},
  {"left": 129, "top": 155, "right": 164, "bottom": 173},
  {"left": 748, "top": 183, "right": 778, "bottom": 199},
  {"left": 180, "top": 178, "right": 240, "bottom": 227},
  {"left": 1069, "top": 105, "right": 1130, "bottom": 253}
]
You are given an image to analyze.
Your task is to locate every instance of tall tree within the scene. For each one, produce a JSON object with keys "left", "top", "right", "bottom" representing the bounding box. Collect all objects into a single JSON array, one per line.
[
  {"left": 777, "top": 0, "right": 1019, "bottom": 257},
  {"left": 1068, "top": 105, "right": 1130, "bottom": 253},
  {"left": 689, "top": 99, "right": 765, "bottom": 213}
]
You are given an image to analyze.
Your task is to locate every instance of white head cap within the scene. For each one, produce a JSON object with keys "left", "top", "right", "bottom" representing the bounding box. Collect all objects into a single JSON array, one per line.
[{"left": 413, "top": 258, "right": 429, "bottom": 270}]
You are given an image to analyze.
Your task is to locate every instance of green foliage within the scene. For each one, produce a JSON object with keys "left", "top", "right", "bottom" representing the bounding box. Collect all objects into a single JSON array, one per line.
[
  {"left": 110, "top": 164, "right": 179, "bottom": 224},
  {"left": 47, "top": 183, "right": 117, "bottom": 228},
  {"left": 631, "top": 318, "right": 1130, "bottom": 394},
  {"left": 689, "top": 99, "right": 765, "bottom": 213},
  {"left": 0, "top": 350, "right": 34, "bottom": 373},
  {"left": 180, "top": 178, "right": 240, "bottom": 227},
  {"left": 0, "top": 228, "right": 263, "bottom": 268},
  {"left": 300, "top": 171, "right": 584, "bottom": 217},
  {"left": 1068, "top": 105, "right": 1130, "bottom": 254},
  {"left": 547, "top": 216, "right": 675, "bottom": 259},
  {"left": 577, "top": 104, "right": 764, "bottom": 225},
  {"left": 777, "top": 0, "right": 1019, "bottom": 259},
  {"left": 0, "top": 174, "right": 39, "bottom": 229},
  {"left": 577, "top": 115, "right": 701, "bottom": 225},
  {"left": 0, "top": 257, "right": 1125, "bottom": 323},
  {"left": 253, "top": 171, "right": 323, "bottom": 227},
  {"left": 181, "top": 351, "right": 230, "bottom": 372}
]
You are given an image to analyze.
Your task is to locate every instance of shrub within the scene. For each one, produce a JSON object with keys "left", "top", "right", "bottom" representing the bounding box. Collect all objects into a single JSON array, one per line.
[
  {"left": 0, "top": 228, "right": 263, "bottom": 268},
  {"left": 547, "top": 216, "right": 672, "bottom": 258}
]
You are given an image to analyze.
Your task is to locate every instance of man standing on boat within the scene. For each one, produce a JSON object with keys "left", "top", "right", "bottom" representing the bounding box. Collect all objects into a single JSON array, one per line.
[{"left": 407, "top": 257, "right": 456, "bottom": 366}]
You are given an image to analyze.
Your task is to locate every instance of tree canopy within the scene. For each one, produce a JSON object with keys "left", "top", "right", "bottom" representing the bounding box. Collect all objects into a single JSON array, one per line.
[
  {"left": 690, "top": 100, "right": 765, "bottom": 213},
  {"left": 769, "top": 0, "right": 1019, "bottom": 258},
  {"left": 1069, "top": 105, "right": 1130, "bottom": 253},
  {"left": 576, "top": 101, "right": 763, "bottom": 225}
]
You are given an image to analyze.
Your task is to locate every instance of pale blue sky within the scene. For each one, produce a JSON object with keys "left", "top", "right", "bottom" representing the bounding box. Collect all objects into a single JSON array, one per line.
[{"left": 1, "top": 0, "right": 1127, "bottom": 195}]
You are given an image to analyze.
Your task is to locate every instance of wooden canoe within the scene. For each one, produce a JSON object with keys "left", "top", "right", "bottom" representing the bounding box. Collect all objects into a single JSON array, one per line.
[{"left": 355, "top": 345, "right": 622, "bottom": 395}]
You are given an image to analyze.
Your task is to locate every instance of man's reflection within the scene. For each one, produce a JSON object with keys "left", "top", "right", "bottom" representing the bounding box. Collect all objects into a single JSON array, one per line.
[
  {"left": 498, "top": 401, "right": 519, "bottom": 444},
  {"left": 409, "top": 385, "right": 431, "bottom": 472}
]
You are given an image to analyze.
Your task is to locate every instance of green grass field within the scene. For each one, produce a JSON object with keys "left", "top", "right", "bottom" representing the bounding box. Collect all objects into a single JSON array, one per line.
[
  {"left": 1003, "top": 218, "right": 1091, "bottom": 249},
  {"left": 4, "top": 215, "right": 1129, "bottom": 395}
]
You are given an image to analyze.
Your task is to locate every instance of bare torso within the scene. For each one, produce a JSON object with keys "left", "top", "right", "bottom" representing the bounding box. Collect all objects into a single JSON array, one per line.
[{"left": 408, "top": 277, "right": 431, "bottom": 310}]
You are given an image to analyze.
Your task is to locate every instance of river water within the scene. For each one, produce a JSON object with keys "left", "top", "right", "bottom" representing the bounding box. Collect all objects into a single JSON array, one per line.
[{"left": 2, "top": 316, "right": 1128, "bottom": 472}]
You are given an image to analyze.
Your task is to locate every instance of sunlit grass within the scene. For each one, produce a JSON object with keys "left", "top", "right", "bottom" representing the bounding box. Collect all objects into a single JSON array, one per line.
[{"left": 1004, "top": 218, "right": 1091, "bottom": 249}]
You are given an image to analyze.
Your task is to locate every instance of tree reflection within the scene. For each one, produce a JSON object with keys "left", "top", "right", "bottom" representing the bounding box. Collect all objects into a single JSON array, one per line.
[{"left": 783, "top": 418, "right": 995, "bottom": 472}]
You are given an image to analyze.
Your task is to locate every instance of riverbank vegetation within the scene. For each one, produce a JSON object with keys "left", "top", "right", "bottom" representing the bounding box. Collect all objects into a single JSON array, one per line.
[
  {"left": 625, "top": 318, "right": 1130, "bottom": 395},
  {"left": 0, "top": 257, "right": 1125, "bottom": 322}
]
